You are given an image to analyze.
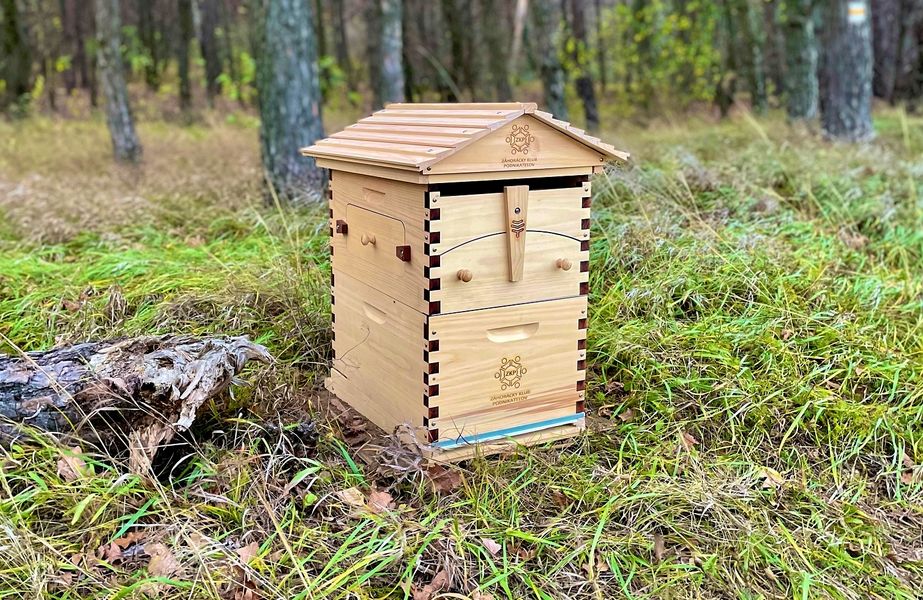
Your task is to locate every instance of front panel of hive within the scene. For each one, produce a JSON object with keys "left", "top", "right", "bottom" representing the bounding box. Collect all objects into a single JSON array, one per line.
[{"left": 328, "top": 172, "right": 591, "bottom": 457}]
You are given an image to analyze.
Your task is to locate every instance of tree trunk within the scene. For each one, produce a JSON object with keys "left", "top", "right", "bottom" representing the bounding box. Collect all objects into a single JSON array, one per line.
[
  {"left": 783, "top": 0, "right": 819, "bottom": 120},
  {"left": 531, "top": 0, "right": 568, "bottom": 118},
  {"left": 442, "top": 0, "right": 480, "bottom": 99},
  {"left": 258, "top": 0, "right": 326, "bottom": 202},
  {"left": 442, "top": 0, "right": 464, "bottom": 101},
  {"left": 595, "top": 0, "right": 606, "bottom": 92},
  {"left": 59, "top": 0, "right": 76, "bottom": 93},
  {"left": 315, "top": 0, "right": 332, "bottom": 101},
  {"left": 820, "top": 0, "right": 874, "bottom": 141},
  {"left": 178, "top": 0, "right": 194, "bottom": 112},
  {"left": 463, "top": 1, "right": 483, "bottom": 99},
  {"left": 481, "top": 0, "right": 513, "bottom": 101},
  {"left": 508, "top": 0, "right": 528, "bottom": 78},
  {"left": 715, "top": 0, "right": 738, "bottom": 118},
  {"left": 764, "top": 0, "right": 787, "bottom": 97},
  {"left": 0, "top": 0, "right": 33, "bottom": 113},
  {"left": 199, "top": 0, "right": 223, "bottom": 106},
  {"left": 138, "top": 0, "right": 161, "bottom": 91},
  {"left": 872, "top": 0, "right": 901, "bottom": 100},
  {"left": 569, "top": 0, "right": 599, "bottom": 132},
  {"left": 0, "top": 336, "right": 271, "bottom": 474},
  {"left": 332, "top": 0, "right": 356, "bottom": 93},
  {"left": 76, "top": 0, "right": 93, "bottom": 100},
  {"left": 95, "top": 0, "right": 143, "bottom": 162},
  {"left": 372, "top": 0, "right": 405, "bottom": 108},
  {"left": 734, "top": 0, "right": 767, "bottom": 114},
  {"left": 219, "top": 0, "right": 245, "bottom": 107},
  {"left": 366, "top": 0, "right": 381, "bottom": 107},
  {"left": 894, "top": 0, "right": 923, "bottom": 103}
]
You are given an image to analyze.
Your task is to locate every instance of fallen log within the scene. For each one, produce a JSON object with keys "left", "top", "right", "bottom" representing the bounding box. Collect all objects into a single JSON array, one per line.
[{"left": 0, "top": 335, "right": 272, "bottom": 472}]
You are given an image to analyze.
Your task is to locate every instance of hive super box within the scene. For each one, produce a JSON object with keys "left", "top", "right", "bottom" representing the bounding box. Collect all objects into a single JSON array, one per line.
[{"left": 302, "top": 103, "right": 628, "bottom": 461}]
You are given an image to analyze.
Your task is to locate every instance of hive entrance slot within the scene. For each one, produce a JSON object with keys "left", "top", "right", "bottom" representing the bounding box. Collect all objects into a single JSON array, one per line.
[{"left": 429, "top": 175, "right": 587, "bottom": 197}]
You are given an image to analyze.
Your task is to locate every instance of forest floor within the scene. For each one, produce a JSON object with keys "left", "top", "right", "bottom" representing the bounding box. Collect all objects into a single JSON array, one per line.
[{"left": 1, "top": 109, "right": 922, "bottom": 599}]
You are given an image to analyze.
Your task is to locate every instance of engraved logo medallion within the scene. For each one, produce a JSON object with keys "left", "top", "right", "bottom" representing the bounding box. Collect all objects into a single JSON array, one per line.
[
  {"left": 495, "top": 356, "right": 527, "bottom": 390},
  {"left": 505, "top": 124, "right": 535, "bottom": 155}
]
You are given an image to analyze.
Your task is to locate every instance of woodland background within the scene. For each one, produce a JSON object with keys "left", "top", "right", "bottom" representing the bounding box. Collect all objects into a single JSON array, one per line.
[
  {"left": 1, "top": 1, "right": 923, "bottom": 599},
  {"left": 2, "top": 1, "right": 922, "bottom": 187}
]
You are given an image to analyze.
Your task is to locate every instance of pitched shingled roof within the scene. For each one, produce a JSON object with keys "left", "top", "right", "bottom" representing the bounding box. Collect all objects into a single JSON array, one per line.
[{"left": 301, "top": 102, "right": 630, "bottom": 172}]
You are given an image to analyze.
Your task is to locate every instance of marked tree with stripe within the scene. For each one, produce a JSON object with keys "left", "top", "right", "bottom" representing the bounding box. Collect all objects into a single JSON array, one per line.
[{"left": 820, "top": 0, "right": 874, "bottom": 141}]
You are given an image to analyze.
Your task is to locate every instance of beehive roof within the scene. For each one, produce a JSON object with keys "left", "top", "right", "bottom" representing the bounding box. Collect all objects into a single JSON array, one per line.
[{"left": 301, "top": 102, "right": 629, "bottom": 172}]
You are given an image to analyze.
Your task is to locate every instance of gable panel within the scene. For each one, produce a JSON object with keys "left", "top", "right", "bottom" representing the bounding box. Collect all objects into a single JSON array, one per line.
[{"left": 427, "top": 116, "right": 605, "bottom": 175}]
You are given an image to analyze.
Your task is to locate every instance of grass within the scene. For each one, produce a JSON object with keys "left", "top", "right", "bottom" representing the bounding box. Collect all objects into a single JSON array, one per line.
[{"left": 1, "top": 109, "right": 922, "bottom": 598}]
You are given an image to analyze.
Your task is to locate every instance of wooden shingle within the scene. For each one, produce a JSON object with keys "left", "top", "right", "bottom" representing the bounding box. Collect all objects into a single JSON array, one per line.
[{"left": 301, "top": 102, "right": 629, "bottom": 173}]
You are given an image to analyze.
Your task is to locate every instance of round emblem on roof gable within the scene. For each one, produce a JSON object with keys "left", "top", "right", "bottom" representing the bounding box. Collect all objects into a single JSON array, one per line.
[{"left": 505, "top": 124, "right": 535, "bottom": 155}]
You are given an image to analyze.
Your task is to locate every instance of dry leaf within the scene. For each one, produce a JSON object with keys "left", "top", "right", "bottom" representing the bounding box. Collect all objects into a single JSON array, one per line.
[
  {"left": 510, "top": 542, "right": 536, "bottom": 561},
  {"left": 583, "top": 555, "right": 610, "bottom": 575},
  {"left": 68, "top": 552, "right": 87, "bottom": 567},
  {"left": 367, "top": 490, "right": 395, "bottom": 514},
  {"left": 481, "top": 537, "right": 502, "bottom": 556},
  {"left": 680, "top": 432, "right": 698, "bottom": 451},
  {"left": 618, "top": 408, "right": 636, "bottom": 422},
  {"left": 470, "top": 592, "right": 496, "bottom": 600},
  {"left": 759, "top": 466, "right": 785, "bottom": 488},
  {"left": 901, "top": 471, "right": 916, "bottom": 485},
  {"left": 113, "top": 530, "right": 146, "bottom": 549},
  {"left": 97, "top": 542, "right": 122, "bottom": 563},
  {"left": 336, "top": 487, "right": 366, "bottom": 508},
  {"left": 61, "top": 298, "right": 83, "bottom": 312},
  {"left": 604, "top": 380, "right": 624, "bottom": 394},
  {"left": 903, "top": 453, "right": 915, "bottom": 469},
  {"left": 653, "top": 533, "right": 666, "bottom": 562},
  {"left": 146, "top": 542, "right": 181, "bottom": 577},
  {"left": 412, "top": 569, "right": 450, "bottom": 600},
  {"left": 551, "top": 490, "right": 571, "bottom": 508},
  {"left": 57, "top": 446, "right": 90, "bottom": 482},
  {"left": 236, "top": 541, "right": 261, "bottom": 564},
  {"left": 50, "top": 572, "right": 74, "bottom": 588},
  {"left": 426, "top": 464, "right": 464, "bottom": 494},
  {"left": 230, "top": 588, "right": 257, "bottom": 600},
  {"left": 186, "top": 531, "right": 209, "bottom": 551}
]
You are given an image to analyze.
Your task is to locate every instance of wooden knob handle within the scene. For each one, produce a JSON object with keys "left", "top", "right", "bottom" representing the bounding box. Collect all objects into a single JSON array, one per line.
[
  {"left": 361, "top": 233, "right": 376, "bottom": 246},
  {"left": 456, "top": 269, "right": 473, "bottom": 282},
  {"left": 555, "top": 258, "right": 573, "bottom": 271}
]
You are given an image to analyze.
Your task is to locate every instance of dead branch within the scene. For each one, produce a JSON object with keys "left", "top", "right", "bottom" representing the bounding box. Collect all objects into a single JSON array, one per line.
[{"left": 0, "top": 335, "right": 272, "bottom": 472}]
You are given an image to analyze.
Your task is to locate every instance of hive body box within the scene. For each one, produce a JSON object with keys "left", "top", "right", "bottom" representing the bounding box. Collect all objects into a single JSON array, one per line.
[{"left": 302, "top": 103, "right": 628, "bottom": 461}]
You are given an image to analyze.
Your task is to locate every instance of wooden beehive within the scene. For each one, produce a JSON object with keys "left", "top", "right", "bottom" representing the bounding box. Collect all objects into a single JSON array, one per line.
[{"left": 302, "top": 102, "right": 629, "bottom": 461}]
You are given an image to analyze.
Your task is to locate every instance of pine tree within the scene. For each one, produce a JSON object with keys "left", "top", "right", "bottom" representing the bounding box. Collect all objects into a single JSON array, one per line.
[
  {"left": 200, "top": 0, "right": 224, "bottom": 106},
  {"left": 332, "top": 0, "right": 356, "bottom": 93},
  {"left": 95, "top": 0, "right": 143, "bottom": 162},
  {"left": 258, "top": 0, "right": 325, "bottom": 201},
  {"left": 531, "top": 0, "right": 568, "bottom": 118},
  {"left": 0, "top": 0, "right": 33, "bottom": 113},
  {"left": 782, "top": 0, "right": 818, "bottom": 121},
  {"left": 137, "top": 0, "right": 160, "bottom": 91},
  {"left": 178, "top": 0, "right": 194, "bottom": 112},
  {"left": 481, "top": 0, "right": 513, "bottom": 101},
  {"left": 378, "top": 0, "right": 405, "bottom": 106},
  {"left": 569, "top": 0, "right": 599, "bottom": 132},
  {"left": 820, "top": 0, "right": 874, "bottom": 141},
  {"left": 735, "top": 0, "right": 767, "bottom": 114}
]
